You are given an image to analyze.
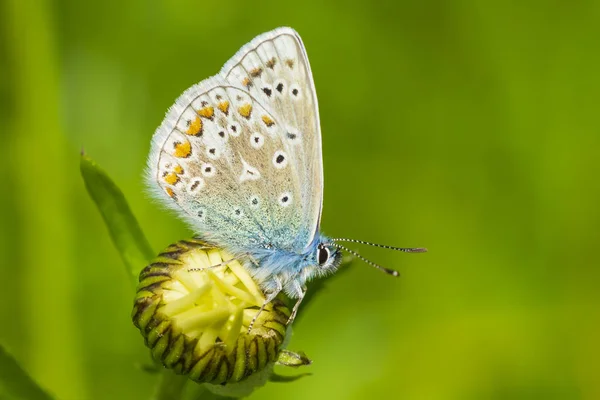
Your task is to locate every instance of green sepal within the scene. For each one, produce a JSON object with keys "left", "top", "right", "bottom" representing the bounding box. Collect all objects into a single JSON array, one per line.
[{"left": 276, "top": 350, "right": 312, "bottom": 367}]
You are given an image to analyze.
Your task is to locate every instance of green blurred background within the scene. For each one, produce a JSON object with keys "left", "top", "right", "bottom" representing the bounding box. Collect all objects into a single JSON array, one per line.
[{"left": 1, "top": 0, "right": 599, "bottom": 399}]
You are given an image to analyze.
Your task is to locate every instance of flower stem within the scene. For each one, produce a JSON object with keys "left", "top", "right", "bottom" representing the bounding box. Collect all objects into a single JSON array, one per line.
[{"left": 152, "top": 370, "right": 189, "bottom": 400}]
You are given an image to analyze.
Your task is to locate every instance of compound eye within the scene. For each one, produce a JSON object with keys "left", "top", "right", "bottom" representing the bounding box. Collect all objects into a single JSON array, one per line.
[{"left": 317, "top": 245, "right": 330, "bottom": 266}]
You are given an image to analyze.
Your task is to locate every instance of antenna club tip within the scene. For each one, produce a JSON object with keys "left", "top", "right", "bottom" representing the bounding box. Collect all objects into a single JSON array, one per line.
[
  {"left": 412, "top": 247, "right": 428, "bottom": 253},
  {"left": 392, "top": 270, "right": 400, "bottom": 277}
]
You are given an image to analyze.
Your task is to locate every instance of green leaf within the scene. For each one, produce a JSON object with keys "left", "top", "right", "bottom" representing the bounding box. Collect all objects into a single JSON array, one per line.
[
  {"left": 80, "top": 154, "right": 154, "bottom": 284},
  {"left": 0, "top": 344, "right": 55, "bottom": 400}
]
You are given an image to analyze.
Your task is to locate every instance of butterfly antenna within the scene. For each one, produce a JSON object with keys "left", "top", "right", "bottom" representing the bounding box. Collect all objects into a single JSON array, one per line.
[
  {"left": 331, "top": 238, "right": 427, "bottom": 253},
  {"left": 329, "top": 242, "right": 401, "bottom": 277}
]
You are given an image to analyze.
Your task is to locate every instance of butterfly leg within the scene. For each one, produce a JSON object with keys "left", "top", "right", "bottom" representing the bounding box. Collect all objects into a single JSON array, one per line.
[
  {"left": 248, "top": 276, "right": 283, "bottom": 333},
  {"left": 287, "top": 284, "right": 307, "bottom": 325}
]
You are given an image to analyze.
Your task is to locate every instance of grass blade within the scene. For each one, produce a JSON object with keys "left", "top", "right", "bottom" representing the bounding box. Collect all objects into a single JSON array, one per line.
[{"left": 0, "top": 344, "right": 55, "bottom": 400}]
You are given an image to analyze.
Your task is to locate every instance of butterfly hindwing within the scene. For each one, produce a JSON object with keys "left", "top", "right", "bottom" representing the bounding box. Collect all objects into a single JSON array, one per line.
[{"left": 147, "top": 27, "right": 323, "bottom": 254}]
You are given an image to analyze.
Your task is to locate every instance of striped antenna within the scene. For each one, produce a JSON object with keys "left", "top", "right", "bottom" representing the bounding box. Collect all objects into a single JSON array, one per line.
[
  {"left": 329, "top": 242, "right": 400, "bottom": 277},
  {"left": 331, "top": 238, "right": 427, "bottom": 253}
]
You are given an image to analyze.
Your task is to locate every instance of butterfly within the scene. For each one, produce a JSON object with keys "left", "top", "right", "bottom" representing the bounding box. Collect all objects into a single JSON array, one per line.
[{"left": 147, "top": 27, "right": 426, "bottom": 322}]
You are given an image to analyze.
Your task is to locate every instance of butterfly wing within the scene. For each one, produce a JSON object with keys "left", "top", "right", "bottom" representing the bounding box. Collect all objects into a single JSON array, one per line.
[{"left": 147, "top": 27, "right": 323, "bottom": 254}]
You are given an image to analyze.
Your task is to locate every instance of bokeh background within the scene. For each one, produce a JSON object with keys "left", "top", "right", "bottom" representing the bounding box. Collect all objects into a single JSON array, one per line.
[{"left": 1, "top": 0, "right": 599, "bottom": 399}]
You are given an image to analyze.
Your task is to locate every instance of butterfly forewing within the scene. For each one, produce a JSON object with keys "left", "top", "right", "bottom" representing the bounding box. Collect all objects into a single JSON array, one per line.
[
  {"left": 221, "top": 28, "right": 323, "bottom": 252},
  {"left": 148, "top": 28, "right": 323, "bottom": 254}
]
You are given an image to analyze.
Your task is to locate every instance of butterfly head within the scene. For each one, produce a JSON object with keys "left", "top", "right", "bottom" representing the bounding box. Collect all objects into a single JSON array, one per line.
[
  {"left": 299, "top": 234, "right": 428, "bottom": 285},
  {"left": 310, "top": 239, "right": 343, "bottom": 276},
  {"left": 245, "top": 234, "right": 342, "bottom": 297}
]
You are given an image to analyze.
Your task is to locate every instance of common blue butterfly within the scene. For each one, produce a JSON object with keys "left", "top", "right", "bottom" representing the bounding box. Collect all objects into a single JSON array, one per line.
[{"left": 147, "top": 27, "right": 426, "bottom": 323}]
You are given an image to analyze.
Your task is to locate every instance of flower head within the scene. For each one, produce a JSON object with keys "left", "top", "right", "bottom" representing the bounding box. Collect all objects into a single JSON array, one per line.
[{"left": 132, "top": 239, "right": 290, "bottom": 385}]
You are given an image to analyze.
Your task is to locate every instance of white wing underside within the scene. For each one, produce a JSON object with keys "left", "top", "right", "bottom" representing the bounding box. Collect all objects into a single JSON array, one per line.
[{"left": 147, "top": 28, "right": 323, "bottom": 254}]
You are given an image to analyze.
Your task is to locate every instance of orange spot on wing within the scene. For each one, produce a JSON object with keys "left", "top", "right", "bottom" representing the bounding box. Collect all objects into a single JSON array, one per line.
[
  {"left": 250, "top": 67, "right": 263, "bottom": 77},
  {"left": 173, "top": 165, "right": 184, "bottom": 174},
  {"left": 241, "top": 77, "right": 252, "bottom": 88},
  {"left": 165, "top": 187, "right": 176, "bottom": 198},
  {"left": 238, "top": 103, "right": 253, "bottom": 119},
  {"left": 186, "top": 116, "right": 203, "bottom": 136},
  {"left": 285, "top": 59, "right": 294, "bottom": 68},
  {"left": 266, "top": 57, "right": 277, "bottom": 69},
  {"left": 173, "top": 141, "right": 192, "bottom": 158},
  {"left": 197, "top": 106, "right": 214, "bottom": 119},
  {"left": 261, "top": 115, "right": 275, "bottom": 127},
  {"left": 164, "top": 172, "right": 180, "bottom": 185},
  {"left": 217, "top": 101, "right": 230, "bottom": 115}
]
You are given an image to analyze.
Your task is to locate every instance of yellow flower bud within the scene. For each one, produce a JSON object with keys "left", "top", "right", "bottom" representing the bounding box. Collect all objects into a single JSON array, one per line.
[{"left": 132, "top": 239, "right": 290, "bottom": 385}]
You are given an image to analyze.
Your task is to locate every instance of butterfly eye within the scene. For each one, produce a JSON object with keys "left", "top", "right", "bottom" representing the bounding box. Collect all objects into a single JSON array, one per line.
[{"left": 317, "top": 245, "right": 330, "bottom": 266}]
